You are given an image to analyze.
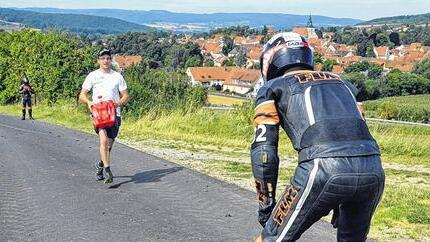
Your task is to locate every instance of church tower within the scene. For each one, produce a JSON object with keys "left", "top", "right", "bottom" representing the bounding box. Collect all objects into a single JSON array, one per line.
[{"left": 306, "top": 14, "right": 314, "bottom": 28}]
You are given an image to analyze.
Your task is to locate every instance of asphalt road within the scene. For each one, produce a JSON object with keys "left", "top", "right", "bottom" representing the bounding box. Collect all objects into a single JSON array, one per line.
[{"left": 0, "top": 114, "right": 336, "bottom": 241}]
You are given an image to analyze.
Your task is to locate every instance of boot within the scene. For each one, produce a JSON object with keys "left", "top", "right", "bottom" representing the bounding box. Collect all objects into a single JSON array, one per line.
[
  {"left": 28, "top": 109, "right": 34, "bottom": 120},
  {"left": 21, "top": 109, "right": 25, "bottom": 120}
]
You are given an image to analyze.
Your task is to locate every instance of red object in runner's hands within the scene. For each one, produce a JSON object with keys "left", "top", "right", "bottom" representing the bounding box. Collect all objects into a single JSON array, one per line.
[{"left": 91, "top": 100, "right": 116, "bottom": 128}]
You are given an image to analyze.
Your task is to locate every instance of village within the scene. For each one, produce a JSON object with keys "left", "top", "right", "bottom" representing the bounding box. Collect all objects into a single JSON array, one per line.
[{"left": 109, "top": 16, "right": 430, "bottom": 101}]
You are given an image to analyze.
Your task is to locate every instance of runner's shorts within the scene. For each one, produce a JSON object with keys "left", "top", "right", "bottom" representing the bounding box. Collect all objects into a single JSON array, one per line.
[{"left": 94, "top": 116, "right": 121, "bottom": 140}]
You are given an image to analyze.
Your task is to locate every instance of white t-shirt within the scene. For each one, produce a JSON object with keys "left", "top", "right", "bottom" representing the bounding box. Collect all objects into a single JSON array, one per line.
[{"left": 82, "top": 69, "right": 127, "bottom": 116}]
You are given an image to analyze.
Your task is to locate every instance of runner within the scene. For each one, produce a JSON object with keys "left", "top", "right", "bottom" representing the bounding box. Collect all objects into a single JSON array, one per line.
[{"left": 79, "top": 49, "right": 129, "bottom": 184}]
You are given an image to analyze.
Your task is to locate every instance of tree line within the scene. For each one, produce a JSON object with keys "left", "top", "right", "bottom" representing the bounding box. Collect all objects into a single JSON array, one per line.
[
  {"left": 323, "top": 25, "right": 430, "bottom": 57},
  {"left": 0, "top": 29, "right": 207, "bottom": 118},
  {"left": 340, "top": 60, "right": 430, "bottom": 101}
]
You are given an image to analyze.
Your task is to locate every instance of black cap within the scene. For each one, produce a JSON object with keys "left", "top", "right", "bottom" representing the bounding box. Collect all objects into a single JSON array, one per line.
[{"left": 98, "top": 49, "right": 111, "bottom": 57}]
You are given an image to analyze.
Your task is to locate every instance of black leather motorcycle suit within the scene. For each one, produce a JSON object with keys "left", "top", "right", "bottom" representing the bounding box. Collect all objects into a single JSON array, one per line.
[{"left": 251, "top": 70, "right": 385, "bottom": 242}]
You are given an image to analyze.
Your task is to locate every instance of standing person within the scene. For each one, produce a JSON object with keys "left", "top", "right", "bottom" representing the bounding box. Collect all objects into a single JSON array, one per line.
[
  {"left": 79, "top": 49, "right": 129, "bottom": 184},
  {"left": 251, "top": 32, "right": 384, "bottom": 241},
  {"left": 18, "top": 76, "right": 34, "bottom": 120}
]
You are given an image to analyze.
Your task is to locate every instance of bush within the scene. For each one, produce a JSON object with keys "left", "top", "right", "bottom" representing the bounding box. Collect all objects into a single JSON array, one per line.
[
  {"left": 376, "top": 101, "right": 399, "bottom": 120},
  {"left": 122, "top": 64, "right": 207, "bottom": 118}
]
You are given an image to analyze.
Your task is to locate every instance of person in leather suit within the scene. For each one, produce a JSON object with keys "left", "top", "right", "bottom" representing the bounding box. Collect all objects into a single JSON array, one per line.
[
  {"left": 252, "top": 32, "right": 385, "bottom": 242},
  {"left": 18, "top": 76, "right": 34, "bottom": 120}
]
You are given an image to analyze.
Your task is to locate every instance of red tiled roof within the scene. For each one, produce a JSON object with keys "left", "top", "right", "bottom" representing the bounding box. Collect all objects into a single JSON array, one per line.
[
  {"left": 308, "top": 38, "right": 322, "bottom": 48},
  {"left": 202, "top": 41, "right": 222, "bottom": 54},
  {"left": 213, "top": 34, "right": 224, "bottom": 41},
  {"left": 332, "top": 65, "right": 344, "bottom": 74},
  {"left": 367, "top": 58, "right": 386, "bottom": 66},
  {"left": 188, "top": 67, "right": 261, "bottom": 87},
  {"left": 386, "top": 61, "right": 414, "bottom": 72},
  {"left": 234, "top": 36, "right": 246, "bottom": 45},
  {"left": 246, "top": 46, "right": 263, "bottom": 60},
  {"left": 292, "top": 27, "right": 308, "bottom": 37},
  {"left": 374, "top": 46, "right": 388, "bottom": 57},
  {"left": 113, "top": 55, "right": 142, "bottom": 70},
  {"left": 234, "top": 35, "right": 264, "bottom": 45}
]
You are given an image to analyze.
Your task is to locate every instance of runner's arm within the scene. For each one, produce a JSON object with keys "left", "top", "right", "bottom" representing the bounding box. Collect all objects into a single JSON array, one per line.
[
  {"left": 116, "top": 89, "right": 129, "bottom": 107},
  {"left": 79, "top": 88, "right": 92, "bottom": 111}
]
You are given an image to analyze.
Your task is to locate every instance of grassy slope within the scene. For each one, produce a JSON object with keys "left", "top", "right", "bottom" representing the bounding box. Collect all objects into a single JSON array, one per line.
[
  {"left": 365, "top": 94, "right": 430, "bottom": 123},
  {"left": 207, "top": 94, "right": 248, "bottom": 106},
  {"left": 1, "top": 102, "right": 429, "bottom": 241}
]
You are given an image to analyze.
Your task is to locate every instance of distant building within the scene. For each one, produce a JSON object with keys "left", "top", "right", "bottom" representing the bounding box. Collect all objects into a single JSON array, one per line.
[
  {"left": 292, "top": 15, "right": 318, "bottom": 39},
  {"left": 112, "top": 55, "right": 142, "bottom": 72},
  {"left": 186, "top": 67, "right": 263, "bottom": 96},
  {"left": 373, "top": 46, "right": 389, "bottom": 59}
]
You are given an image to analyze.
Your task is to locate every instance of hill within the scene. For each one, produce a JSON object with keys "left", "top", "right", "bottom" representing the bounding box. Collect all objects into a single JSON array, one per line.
[
  {"left": 0, "top": 8, "right": 152, "bottom": 34},
  {"left": 359, "top": 12, "right": 430, "bottom": 26},
  {"left": 21, "top": 8, "right": 362, "bottom": 32}
]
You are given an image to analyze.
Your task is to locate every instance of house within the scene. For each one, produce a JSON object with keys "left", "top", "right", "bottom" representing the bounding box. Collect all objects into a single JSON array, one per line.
[
  {"left": 234, "top": 35, "right": 264, "bottom": 46},
  {"left": 186, "top": 67, "right": 263, "bottom": 95},
  {"left": 186, "top": 67, "right": 232, "bottom": 87},
  {"left": 385, "top": 60, "right": 414, "bottom": 72},
  {"left": 373, "top": 46, "right": 389, "bottom": 59},
  {"left": 292, "top": 27, "right": 318, "bottom": 39},
  {"left": 112, "top": 55, "right": 142, "bottom": 72},
  {"left": 332, "top": 65, "right": 344, "bottom": 74},
  {"left": 201, "top": 41, "right": 223, "bottom": 57},
  {"left": 223, "top": 69, "right": 262, "bottom": 95},
  {"left": 245, "top": 46, "right": 263, "bottom": 65}
]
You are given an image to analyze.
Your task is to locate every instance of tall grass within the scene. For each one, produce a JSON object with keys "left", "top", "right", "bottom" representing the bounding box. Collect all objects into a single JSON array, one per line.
[
  {"left": 2, "top": 102, "right": 429, "bottom": 166},
  {"left": 365, "top": 94, "right": 430, "bottom": 123}
]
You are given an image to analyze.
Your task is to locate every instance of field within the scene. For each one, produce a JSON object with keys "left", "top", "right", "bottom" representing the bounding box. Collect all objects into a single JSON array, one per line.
[
  {"left": 365, "top": 94, "right": 430, "bottom": 123},
  {"left": 206, "top": 94, "right": 249, "bottom": 106},
  {"left": 1, "top": 102, "right": 429, "bottom": 241}
]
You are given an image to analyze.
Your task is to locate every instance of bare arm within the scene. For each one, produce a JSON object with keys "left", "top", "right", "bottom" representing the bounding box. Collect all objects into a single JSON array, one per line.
[
  {"left": 116, "top": 89, "right": 129, "bottom": 107},
  {"left": 79, "top": 88, "right": 92, "bottom": 111}
]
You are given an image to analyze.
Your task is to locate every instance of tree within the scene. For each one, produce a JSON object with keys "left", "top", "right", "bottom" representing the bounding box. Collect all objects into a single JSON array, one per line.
[
  {"left": 383, "top": 71, "right": 430, "bottom": 96},
  {"left": 413, "top": 58, "right": 430, "bottom": 80},
  {"left": 357, "top": 41, "right": 368, "bottom": 57},
  {"left": 204, "top": 59, "right": 214, "bottom": 67},
  {"left": 222, "top": 36, "right": 234, "bottom": 56},
  {"left": 122, "top": 65, "right": 206, "bottom": 117},
  {"left": 314, "top": 52, "right": 324, "bottom": 64},
  {"left": 0, "top": 30, "right": 97, "bottom": 104},
  {"left": 364, "top": 79, "right": 381, "bottom": 100},
  {"left": 341, "top": 72, "right": 368, "bottom": 101},
  {"left": 235, "top": 48, "right": 248, "bottom": 67},
  {"left": 261, "top": 25, "right": 268, "bottom": 36},
  {"left": 368, "top": 63, "right": 383, "bottom": 79},
  {"left": 222, "top": 58, "right": 235, "bottom": 67},
  {"left": 366, "top": 41, "right": 376, "bottom": 57},
  {"left": 389, "top": 32, "right": 400, "bottom": 46},
  {"left": 322, "top": 59, "right": 336, "bottom": 71},
  {"left": 185, "top": 56, "right": 202, "bottom": 68},
  {"left": 374, "top": 34, "right": 389, "bottom": 47}
]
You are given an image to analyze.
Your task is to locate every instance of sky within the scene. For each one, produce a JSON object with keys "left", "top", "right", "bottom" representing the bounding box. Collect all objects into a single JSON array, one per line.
[{"left": 1, "top": 0, "right": 430, "bottom": 20}]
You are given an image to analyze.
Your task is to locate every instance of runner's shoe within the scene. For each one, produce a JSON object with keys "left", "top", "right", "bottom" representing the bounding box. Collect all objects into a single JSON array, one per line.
[
  {"left": 95, "top": 162, "right": 104, "bottom": 181},
  {"left": 104, "top": 169, "right": 113, "bottom": 184}
]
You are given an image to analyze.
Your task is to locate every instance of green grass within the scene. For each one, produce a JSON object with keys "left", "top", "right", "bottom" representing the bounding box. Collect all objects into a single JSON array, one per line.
[
  {"left": 372, "top": 185, "right": 430, "bottom": 241},
  {"left": 1, "top": 102, "right": 430, "bottom": 241},
  {"left": 207, "top": 94, "right": 249, "bottom": 106},
  {"left": 365, "top": 94, "right": 430, "bottom": 123}
]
